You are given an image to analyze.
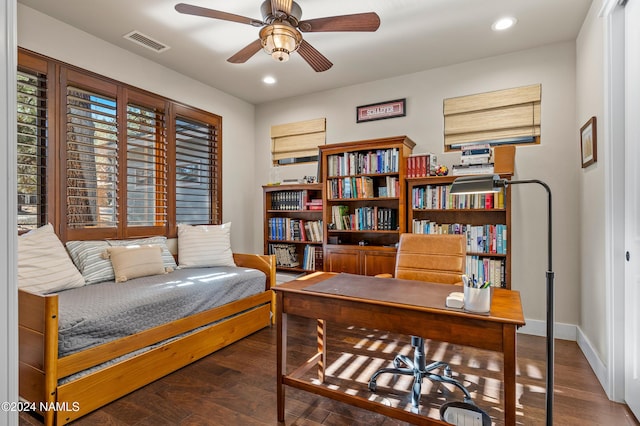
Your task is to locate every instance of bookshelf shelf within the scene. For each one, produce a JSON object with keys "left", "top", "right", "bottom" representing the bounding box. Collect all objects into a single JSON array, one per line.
[
  {"left": 407, "top": 173, "right": 512, "bottom": 288},
  {"left": 263, "top": 183, "right": 324, "bottom": 273},
  {"left": 320, "top": 136, "right": 415, "bottom": 276}
]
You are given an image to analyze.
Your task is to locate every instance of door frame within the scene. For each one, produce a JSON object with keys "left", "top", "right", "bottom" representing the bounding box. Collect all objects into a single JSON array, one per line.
[
  {"left": 601, "top": 0, "right": 626, "bottom": 402},
  {"left": 1, "top": 1, "right": 19, "bottom": 425}
]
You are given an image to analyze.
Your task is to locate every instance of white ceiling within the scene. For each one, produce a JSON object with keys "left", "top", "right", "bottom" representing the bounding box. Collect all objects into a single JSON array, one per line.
[{"left": 18, "top": 0, "right": 592, "bottom": 105}]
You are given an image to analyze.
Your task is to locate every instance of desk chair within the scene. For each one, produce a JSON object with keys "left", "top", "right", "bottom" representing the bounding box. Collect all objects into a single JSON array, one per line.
[{"left": 368, "top": 233, "right": 473, "bottom": 412}]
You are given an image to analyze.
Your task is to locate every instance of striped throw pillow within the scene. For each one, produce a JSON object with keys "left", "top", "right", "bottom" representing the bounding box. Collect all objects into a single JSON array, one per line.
[{"left": 65, "top": 240, "right": 115, "bottom": 284}]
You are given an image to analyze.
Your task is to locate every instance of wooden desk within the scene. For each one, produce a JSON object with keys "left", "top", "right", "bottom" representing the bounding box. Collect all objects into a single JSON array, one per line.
[{"left": 274, "top": 272, "right": 525, "bottom": 425}]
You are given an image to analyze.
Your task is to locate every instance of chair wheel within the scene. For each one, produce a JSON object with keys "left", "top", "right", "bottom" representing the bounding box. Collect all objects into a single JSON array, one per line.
[
  {"left": 444, "top": 366, "right": 452, "bottom": 378},
  {"left": 368, "top": 380, "right": 377, "bottom": 392}
]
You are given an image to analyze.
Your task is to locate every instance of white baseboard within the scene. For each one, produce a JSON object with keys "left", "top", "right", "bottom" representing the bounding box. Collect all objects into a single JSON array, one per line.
[
  {"left": 517, "top": 318, "right": 577, "bottom": 341},
  {"left": 517, "top": 321, "right": 609, "bottom": 396},
  {"left": 576, "top": 326, "right": 609, "bottom": 393}
]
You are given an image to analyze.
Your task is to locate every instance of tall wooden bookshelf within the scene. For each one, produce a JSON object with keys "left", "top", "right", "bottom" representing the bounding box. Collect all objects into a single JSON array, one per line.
[
  {"left": 407, "top": 173, "right": 513, "bottom": 288},
  {"left": 263, "top": 183, "right": 324, "bottom": 273},
  {"left": 319, "top": 136, "right": 415, "bottom": 276}
]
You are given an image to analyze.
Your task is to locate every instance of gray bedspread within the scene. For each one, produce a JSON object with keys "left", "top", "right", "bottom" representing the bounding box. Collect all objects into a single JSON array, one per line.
[{"left": 56, "top": 266, "right": 266, "bottom": 358}]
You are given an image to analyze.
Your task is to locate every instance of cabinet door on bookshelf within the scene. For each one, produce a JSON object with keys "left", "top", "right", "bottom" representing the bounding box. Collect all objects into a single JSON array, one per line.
[
  {"left": 324, "top": 246, "right": 396, "bottom": 276},
  {"left": 361, "top": 249, "right": 396, "bottom": 276},
  {"left": 324, "top": 246, "right": 360, "bottom": 275}
]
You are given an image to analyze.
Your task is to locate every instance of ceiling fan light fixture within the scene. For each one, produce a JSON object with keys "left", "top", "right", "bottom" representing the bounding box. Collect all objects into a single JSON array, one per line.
[{"left": 260, "top": 23, "right": 302, "bottom": 63}]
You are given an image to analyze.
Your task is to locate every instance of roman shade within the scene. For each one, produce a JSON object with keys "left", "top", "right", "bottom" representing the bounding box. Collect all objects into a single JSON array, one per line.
[
  {"left": 443, "top": 84, "right": 541, "bottom": 149},
  {"left": 271, "top": 117, "right": 326, "bottom": 164}
]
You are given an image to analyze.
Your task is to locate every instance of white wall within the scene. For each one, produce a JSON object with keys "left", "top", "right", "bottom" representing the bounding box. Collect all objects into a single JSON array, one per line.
[
  {"left": 17, "top": 4, "right": 257, "bottom": 253},
  {"left": 576, "top": 1, "right": 607, "bottom": 366},
  {"left": 255, "top": 42, "right": 581, "bottom": 328}
]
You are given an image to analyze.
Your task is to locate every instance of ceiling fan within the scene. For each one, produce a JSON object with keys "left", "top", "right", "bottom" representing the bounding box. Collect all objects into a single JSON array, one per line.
[{"left": 175, "top": 0, "right": 381, "bottom": 72}]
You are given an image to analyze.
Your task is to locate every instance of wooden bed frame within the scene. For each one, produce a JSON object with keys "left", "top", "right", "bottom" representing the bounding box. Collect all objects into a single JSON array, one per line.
[{"left": 18, "top": 252, "right": 275, "bottom": 426}]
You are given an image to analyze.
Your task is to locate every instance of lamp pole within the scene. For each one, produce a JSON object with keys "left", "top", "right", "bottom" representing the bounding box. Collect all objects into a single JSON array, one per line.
[{"left": 502, "top": 179, "right": 554, "bottom": 425}]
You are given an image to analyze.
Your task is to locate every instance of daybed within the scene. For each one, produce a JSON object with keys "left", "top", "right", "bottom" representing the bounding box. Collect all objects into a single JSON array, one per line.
[{"left": 18, "top": 226, "right": 275, "bottom": 426}]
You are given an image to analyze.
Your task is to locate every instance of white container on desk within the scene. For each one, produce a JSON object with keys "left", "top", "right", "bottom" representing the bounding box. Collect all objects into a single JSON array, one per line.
[{"left": 464, "top": 285, "right": 492, "bottom": 313}]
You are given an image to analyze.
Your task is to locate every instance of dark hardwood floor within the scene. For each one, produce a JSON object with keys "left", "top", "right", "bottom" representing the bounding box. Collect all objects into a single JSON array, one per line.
[{"left": 20, "top": 316, "right": 638, "bottom": 425}]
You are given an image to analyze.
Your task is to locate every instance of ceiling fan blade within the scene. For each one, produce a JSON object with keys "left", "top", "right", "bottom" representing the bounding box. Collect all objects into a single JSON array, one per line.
[
  {"left": 227, "top": 39, "right": 263, "bottom": 64},
  {"left": 298, "top": 12, "right": 380, "bottom": 32},
  {"left": 297, "top": 40, "right": 333, "bottom": 72},
  {"left": 175, "top": 3, "right": 264, "bottom": 27},
  {"left": 271, "top": 0, "right": 292, "bottom": 15}
]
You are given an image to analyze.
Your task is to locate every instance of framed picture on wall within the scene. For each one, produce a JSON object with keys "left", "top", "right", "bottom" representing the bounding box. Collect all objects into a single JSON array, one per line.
[{"left": 580, "top": 116, "right": 597, "bottom": 168}]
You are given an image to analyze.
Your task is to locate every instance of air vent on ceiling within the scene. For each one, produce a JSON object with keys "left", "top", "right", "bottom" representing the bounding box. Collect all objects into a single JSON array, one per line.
[{"left": 123, "top": 30, "right": 170, "bottom": 53}]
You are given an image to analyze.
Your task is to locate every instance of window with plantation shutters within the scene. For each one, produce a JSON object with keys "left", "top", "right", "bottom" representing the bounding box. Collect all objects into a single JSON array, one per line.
[
  {"left": 17, "top": 49, "right": 224, "bottom": 239},
  {"left": 175, "top": 115, "right": 219, "bottom": 225},
  {"left": 126, "top": 102, "right": 167, "bottom": 228},
  {"left": 17, "top": 69, "right": 47, "bottom": 231},
  {"left": 66, "top": 86, "right": 119, "bottom": 229}
]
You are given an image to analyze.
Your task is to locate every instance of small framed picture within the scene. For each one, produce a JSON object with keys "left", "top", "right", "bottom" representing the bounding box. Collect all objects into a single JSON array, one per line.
[
  {"left": 580, "top": 116, "right": 597, "bottom": 168},
  {"left": 356, "top": 99, "right": 406, "bottom": 123}
]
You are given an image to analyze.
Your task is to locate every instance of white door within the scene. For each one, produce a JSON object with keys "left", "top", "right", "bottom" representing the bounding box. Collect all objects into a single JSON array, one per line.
[{"left": 625, "top": 0, "right": 640, "bottom": 418}]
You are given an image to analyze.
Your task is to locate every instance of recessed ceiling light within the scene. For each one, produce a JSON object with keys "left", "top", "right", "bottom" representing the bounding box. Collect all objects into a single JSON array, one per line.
[
  {"left": 263, "top": 76, "right": 277, "bottom": 85},
  {"left": 492, "top": 17, "right": 517, "bottom": 31}
]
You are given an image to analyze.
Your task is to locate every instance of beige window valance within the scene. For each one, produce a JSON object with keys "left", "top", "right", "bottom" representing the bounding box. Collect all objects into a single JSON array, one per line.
[
  {"left": 443, "top": 84, "right": 541, "bottom": 149},
  {"left": 271, "top": 118, "right": 326, "bottom": 164}
]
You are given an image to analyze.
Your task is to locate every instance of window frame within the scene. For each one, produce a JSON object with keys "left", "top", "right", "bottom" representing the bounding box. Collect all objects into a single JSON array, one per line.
[{"left": 17, "top": 48, "right": 223, "bottom": 241}]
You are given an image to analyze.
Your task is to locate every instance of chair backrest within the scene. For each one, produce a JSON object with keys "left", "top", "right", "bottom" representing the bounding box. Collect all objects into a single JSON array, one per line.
[{"left": 394, "top": 233, "right": 466, "bottom": 284}]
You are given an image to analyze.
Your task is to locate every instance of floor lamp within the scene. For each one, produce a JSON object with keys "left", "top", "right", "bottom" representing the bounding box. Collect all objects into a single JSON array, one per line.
[{"left": 449, "top": 174, "right": 554, "bottom": 426}]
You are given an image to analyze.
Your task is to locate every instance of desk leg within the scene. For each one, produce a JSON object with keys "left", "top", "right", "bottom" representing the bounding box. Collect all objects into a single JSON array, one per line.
[
  {"left": 504, "top": 324, "right": 517, "bottom": 425},
  {"left": 276, "top": 292, "right": 287, "bottom": 422},
  {"left": 317, "top": 319, "right": 327, "bottom": 383}
]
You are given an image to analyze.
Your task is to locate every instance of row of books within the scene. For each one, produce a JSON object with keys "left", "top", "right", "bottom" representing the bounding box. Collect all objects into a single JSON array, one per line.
[
  {"left": 326, "top": 175, "right": 400, "bottom": 199},
  {"left": 327, "top": 176, "right": 374, "bottom": 199},
  {"left": 269, "top": 190, "right": 319, "bottom": 211},
  {"left": 406, "top": 153, "right": 437, "bottom": 178},
  {"left": 267, "top": 218, "right": 323, "bottom": 242},
  {"left": 302, "top": 245, "right": 323, "bottom": 271},
  {"left": 411, "top": 185, "right": 505, "bottom": 210},
  {"left": 269, "top": 243, "right": 299, "bottom": 268},
  {"left": 411, "top": 220, "right": 507, "bottom": 255},
  {"left": 466, "top": 256, "right": 506, "bottom": 288},
  {"left": 326, "top": 148, "right": 400, "bottom": 177},
  {"left": 332, "top": 205, "right": 398, "bottom": 231}
]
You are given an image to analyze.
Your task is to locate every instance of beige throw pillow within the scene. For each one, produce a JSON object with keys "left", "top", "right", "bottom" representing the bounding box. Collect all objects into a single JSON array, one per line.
[
  {"left": 177, "top": 223, "right": 236, "bottom": 268},
  {"left": 104, "top": 245, "right": 167, "bottom": 283},
  {"left": 18, "top": 223, "right": 85, "bottom": 294}
]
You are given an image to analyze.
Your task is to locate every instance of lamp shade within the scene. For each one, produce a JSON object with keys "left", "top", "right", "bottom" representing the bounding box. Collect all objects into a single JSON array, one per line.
[
  {"left": 449, "top": 174, "right": 503, "bottom": 194},
  {"left": 260, "top": 24, "right": 302, "bottom": 62}
]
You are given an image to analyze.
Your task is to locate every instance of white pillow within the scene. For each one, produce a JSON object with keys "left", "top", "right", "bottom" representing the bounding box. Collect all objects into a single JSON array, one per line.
[
  {"left": 177, "top": 223, "right": 236, "bottom": 268},
  {"left": 65, "top": 240, "right": 114, "bottom": 284},
  {"left": 18, "top": 224, "right": 85, "bottom": 294}
]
